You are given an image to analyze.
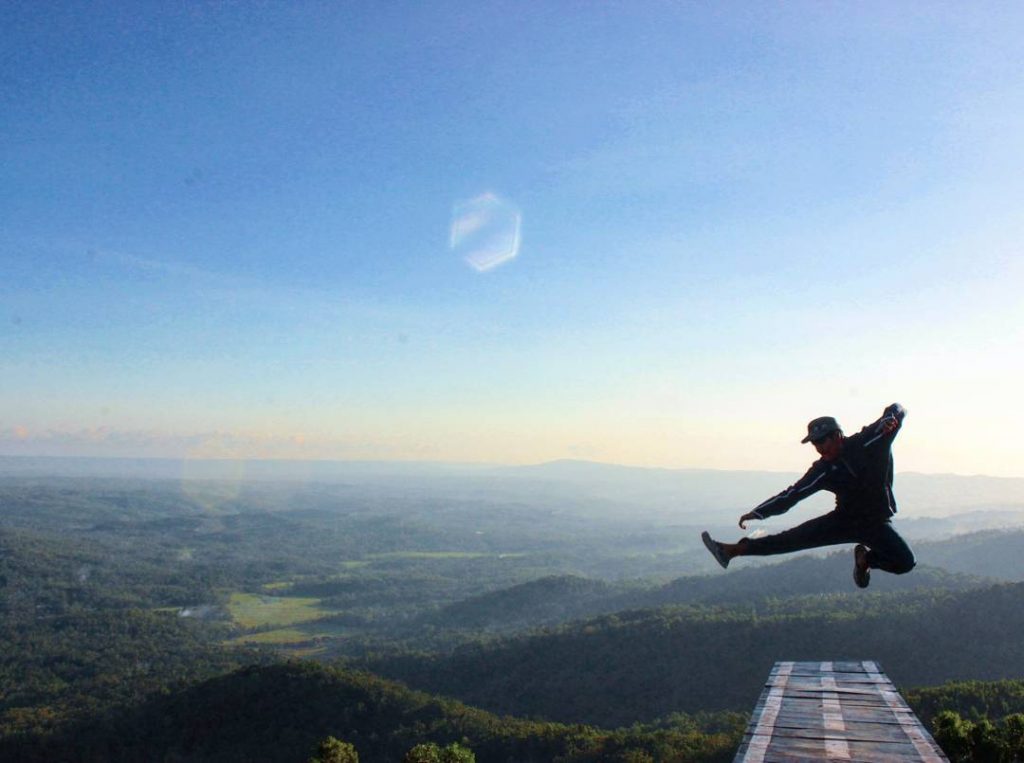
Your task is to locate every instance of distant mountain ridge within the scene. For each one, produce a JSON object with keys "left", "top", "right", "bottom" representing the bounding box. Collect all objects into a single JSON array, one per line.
[
  {"left": 3, "top": 455, "right": 1022, "bottom": 523},
  {"left": 503, "top": 459, "right": 1024, "bottom": 519}
]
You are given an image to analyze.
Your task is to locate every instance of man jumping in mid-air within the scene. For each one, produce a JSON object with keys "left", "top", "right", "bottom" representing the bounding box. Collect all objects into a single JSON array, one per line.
[{"left": 701, "top": 403, "right": 915, "bottom": 588}]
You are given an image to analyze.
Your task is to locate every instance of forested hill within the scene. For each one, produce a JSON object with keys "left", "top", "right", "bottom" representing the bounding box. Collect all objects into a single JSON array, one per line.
[
  {"left": 417, "top": 549, "right": 984, "bottom": 635},
  {"left": 915, "top": 529, "right": 1024, "bottom": 581},
  {"left": 368, "top": 581, "right": 1024, "bottom": 728},
  {"left": 1, "top": 662, "right": 741, "bottom": 763},
  {"left": 635, "top": 551, "right": 978, "bottom": 605},
  {"left": 426, "top": 574, "right": 619, "bottom": 630}
]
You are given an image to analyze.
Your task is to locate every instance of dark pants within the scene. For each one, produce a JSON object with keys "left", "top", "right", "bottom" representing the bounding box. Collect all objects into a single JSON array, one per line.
[{"left": 742, "top": 510, "right": 916, "bottom": 574}]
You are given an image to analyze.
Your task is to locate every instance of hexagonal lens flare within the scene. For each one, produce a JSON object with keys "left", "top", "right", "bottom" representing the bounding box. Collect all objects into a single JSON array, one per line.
[{"left": 450, "top": 192, "right": 521, "bottom": 272}]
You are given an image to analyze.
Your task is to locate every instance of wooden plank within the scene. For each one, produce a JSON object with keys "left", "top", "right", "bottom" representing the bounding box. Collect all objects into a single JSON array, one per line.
[
  {"left": 734, "top": 661, "right": 949, "bottom": 762},
  {"left": 765, "top": 723, "right": 926, "bottom": 744},
  {"left": 737, "top": 735, "right": 940, "bottom": 762}
]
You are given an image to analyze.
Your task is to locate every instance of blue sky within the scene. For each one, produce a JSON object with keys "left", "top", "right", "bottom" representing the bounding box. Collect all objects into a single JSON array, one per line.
[{"left": 3, "top": 3, "right": 1023, "bottom": 476}]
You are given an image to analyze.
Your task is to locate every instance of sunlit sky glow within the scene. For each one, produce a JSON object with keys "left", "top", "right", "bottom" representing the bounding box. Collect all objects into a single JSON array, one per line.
[{"left": 3, "top": 4, "right": 1023, "bottom": 477}]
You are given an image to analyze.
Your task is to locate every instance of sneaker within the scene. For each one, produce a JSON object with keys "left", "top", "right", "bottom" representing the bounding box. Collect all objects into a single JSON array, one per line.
[
  {"left": 702, "top": 531, "right": 730, "bottom": 569},
  {"left": 853, "top": 544, "right": 871, "bottom": 588}
]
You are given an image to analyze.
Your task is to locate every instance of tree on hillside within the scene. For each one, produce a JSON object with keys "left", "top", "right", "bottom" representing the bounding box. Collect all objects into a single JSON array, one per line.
[
  {"left": 1004, "top": 714, "right": 1024, "bottom": 760},
  {"left": 930, "top": 710, "right": 1024, "bottom": 762},
  {"left": 402, "top": 741, "right": 475, "bottom": 763},
  {"left": 932, "top": 712, "right": 973, "bottom": 761},
  {"left": 308, "top": 736, "right": 359, "bottom": 763}
]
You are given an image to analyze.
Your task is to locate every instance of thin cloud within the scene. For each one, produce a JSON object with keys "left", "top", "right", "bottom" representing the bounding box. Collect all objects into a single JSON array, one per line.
[
  {"left": 0, "top": 425, "right": 412, "bottom": 461},
  {"left": 92, "top": 249, "right": 222, "bottom": 282}
]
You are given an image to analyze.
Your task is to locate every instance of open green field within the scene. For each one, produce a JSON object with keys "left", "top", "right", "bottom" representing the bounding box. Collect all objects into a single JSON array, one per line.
[
  {"left": 224, "top": 619, "right": 349, "bottom": 647},
  {"left": 224, "top": 614, "right": 352, "bottom": 647},
  {"left": 226, "top": 592, "right": 327, "bottom": 629},
  {"left": 367, "top": 551, "right": 528, "bottom": 560},
  {"left": 261, "top": 581, "right": 293, "bottom": 591}
]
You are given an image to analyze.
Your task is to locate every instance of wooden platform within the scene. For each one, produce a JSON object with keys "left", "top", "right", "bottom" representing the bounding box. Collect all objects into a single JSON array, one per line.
[{"left": 734, "top": 661, "right": 948, "bottom": 762}]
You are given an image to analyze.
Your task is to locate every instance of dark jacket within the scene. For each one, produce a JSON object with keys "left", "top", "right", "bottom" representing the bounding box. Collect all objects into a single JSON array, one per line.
[{"left": 751, "top": 403, "right": 906, "bottom": 521}]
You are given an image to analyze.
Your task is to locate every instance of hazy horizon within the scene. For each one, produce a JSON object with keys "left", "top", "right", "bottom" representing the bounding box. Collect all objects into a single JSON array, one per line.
[
  {"left": 4, "top": 453, "right": 1023, "bottom": 527},
  {"left": 5, "top": 451, "right": 1024, "bottom": 480}
]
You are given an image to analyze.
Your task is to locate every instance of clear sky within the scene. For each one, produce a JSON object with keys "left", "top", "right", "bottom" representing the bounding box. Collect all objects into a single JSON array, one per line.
[{"left": 3, "top": 3, "right": 1023, "bottom": 477}]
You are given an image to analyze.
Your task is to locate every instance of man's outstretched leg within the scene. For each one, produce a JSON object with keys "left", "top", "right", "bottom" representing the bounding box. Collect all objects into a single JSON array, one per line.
[
  {"left": 703, "top": 513, "right": 913, "bottom": 589},
  {"left": 703, "top": 525, "right": 872, "bottom": 590},
  {"left": 702, "top": 511, "right": 853, "bottom": 571}
]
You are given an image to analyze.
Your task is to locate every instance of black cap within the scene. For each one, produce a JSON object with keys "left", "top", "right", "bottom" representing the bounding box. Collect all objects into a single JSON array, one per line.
[{"left": 801, "top": 416, "right": 840, "bottom": 444}]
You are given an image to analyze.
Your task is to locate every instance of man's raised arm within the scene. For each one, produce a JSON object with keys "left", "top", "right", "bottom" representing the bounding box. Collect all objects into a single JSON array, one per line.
[{"left": 861, "top": 403, "right": 907, "bottom": 447}]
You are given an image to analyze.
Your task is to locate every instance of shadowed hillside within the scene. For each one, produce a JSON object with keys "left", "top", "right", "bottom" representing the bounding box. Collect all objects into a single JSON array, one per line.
[
  {"left": 369, "top": 582, "right": 1024, "bottom": 728},
  {"left": 414, "top": 548, "right": 986, "bottom": 636},
  {"left": 915, "top": 529, "right": 1024, "bottom": 581},
  {"left": 0, "top": 662, "right": 741, "bottom": 763}
]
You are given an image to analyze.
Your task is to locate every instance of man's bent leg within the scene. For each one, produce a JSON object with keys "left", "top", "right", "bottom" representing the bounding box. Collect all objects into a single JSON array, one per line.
[
  {"left": 859, "top": 521, "right": 916, "bottom": 574},
  {"left": 741, "top": 511, "right": 856, "bottom": 557}
]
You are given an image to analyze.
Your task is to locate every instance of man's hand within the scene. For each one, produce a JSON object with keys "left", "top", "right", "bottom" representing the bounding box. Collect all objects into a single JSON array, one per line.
[
  {"left": 881, "top": 415, "right": 900, "bottom": 434},
  {"left": 738, "top": 511, "right": 760, "bottom": 530}
]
